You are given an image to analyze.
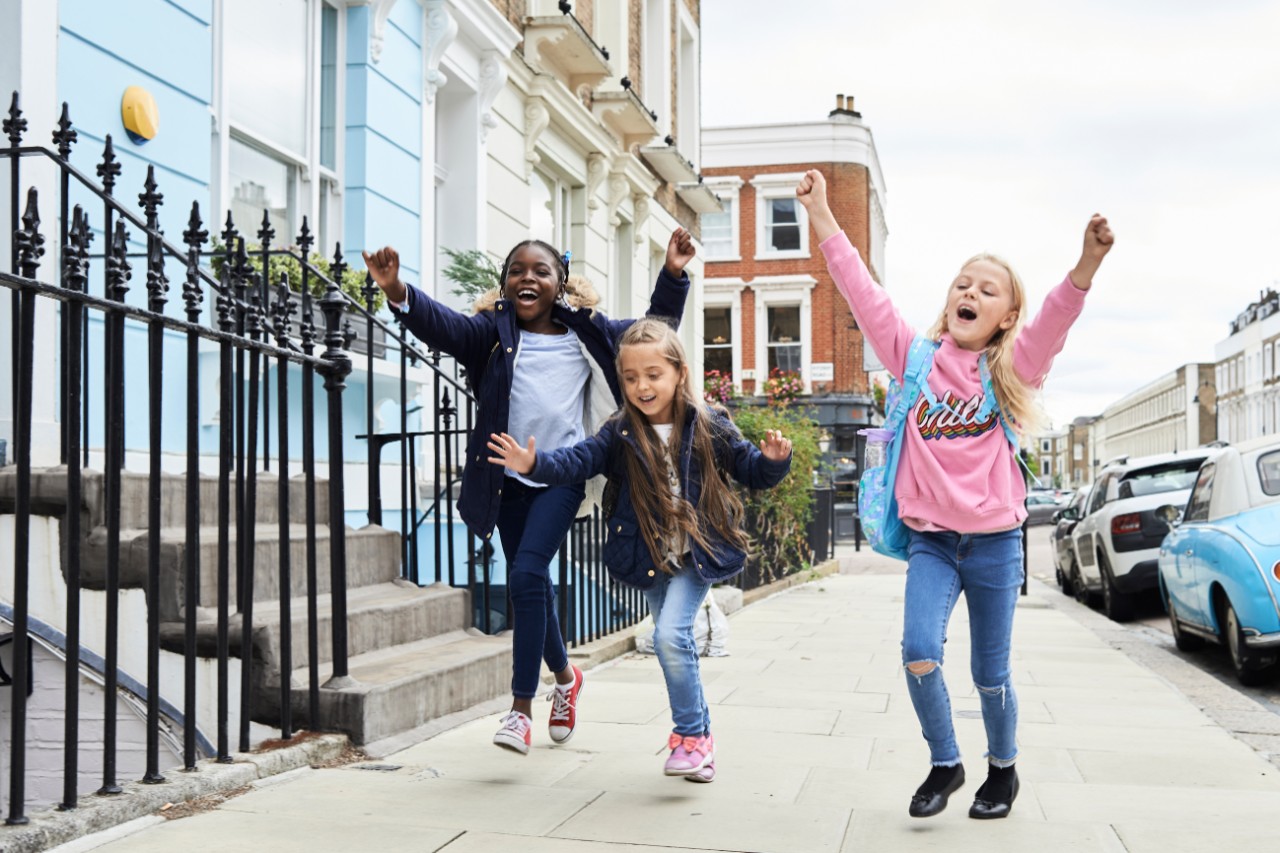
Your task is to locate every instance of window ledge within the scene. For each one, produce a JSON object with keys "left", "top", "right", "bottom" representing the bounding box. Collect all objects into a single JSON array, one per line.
[
  {"left": 677, "top": 181, "right": 723, "bottom": 214},
  {"left": 754, "top": 250, "right": 811, "bottom": 262},
  {"left": 591, "top": 89, "right": 660, "bottom": 148},
  {"left": 639, "top": 142, "right": 699, "bottom": 184},
  {"left": 704, "top": 255, "right": 741, "bottom": 263},
  {"left": 522, "top": 14, "right": 613, "bottom": 92}
]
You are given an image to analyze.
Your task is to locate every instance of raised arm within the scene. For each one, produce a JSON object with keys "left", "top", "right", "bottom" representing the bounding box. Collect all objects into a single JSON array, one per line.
[
  {"left": 797, "top": 171, "right": 916, "bottom": 380},
  {"left": 364, "top": 246, "right": 492, "bottom": 362},
  {"left": 1013, "top": 214, "right": 1113, "bottom": 386}
]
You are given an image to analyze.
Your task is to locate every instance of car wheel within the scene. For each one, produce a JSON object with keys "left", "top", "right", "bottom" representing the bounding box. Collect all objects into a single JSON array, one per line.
[
  {"left": 1165, "top": 587, "right": 1205, "bottom": 653},
  {"left": 1072, "top": 559, "right": 1096, "bottom": 607},
  {"left": 1059, "top": 553, "right": 1076, "bottom": 597},
  {"left": 1223, "top": 598, "right": 1278, "bottom": 687},
  {"left": 1099, "top": 551, "right": 1135, "bottom": 623}
]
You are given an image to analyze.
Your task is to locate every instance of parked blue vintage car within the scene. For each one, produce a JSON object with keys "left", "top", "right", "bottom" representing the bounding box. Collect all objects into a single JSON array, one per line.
[{"left": 1156, "top": 436, "right": 1280, "bottom": 685}]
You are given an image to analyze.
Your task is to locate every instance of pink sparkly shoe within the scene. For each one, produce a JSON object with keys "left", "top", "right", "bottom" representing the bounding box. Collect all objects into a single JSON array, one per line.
[
  {"left": 663, "top": 732, "right": 714, "bottom": 776},
  {"left": 684, "top": 758, "right": 715, "bottom": 783}
]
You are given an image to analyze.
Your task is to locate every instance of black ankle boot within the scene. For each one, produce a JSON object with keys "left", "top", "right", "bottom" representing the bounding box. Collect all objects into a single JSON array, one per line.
[
  {"left": 969, "top": 764, "right": 1019, "bottom": 819},
  {"left": 908, "top": 763, "right": 965, "bottom": 818}
]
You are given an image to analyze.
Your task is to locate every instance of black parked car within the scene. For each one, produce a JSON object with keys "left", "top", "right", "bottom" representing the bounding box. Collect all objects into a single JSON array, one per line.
[{"left": 1051, "top": 488, "right": 1088, "bottom": 596}]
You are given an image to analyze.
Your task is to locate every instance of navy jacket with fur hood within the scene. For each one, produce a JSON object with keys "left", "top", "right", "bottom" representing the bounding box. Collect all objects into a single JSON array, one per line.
[
  {"left": 395, "top": 269, "right": 688, "bottom": 540},
  {"left": 525, "top": 407, "right": 791, "bottom": 588}
]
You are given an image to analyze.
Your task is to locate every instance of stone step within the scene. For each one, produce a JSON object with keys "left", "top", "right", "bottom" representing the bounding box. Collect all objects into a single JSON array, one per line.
[
  {"left": 80, "top": 523, "right": 402, "bottom": 620},
  {"left": 0, "top": 466, "right": 331, "bottom": 529},
  {"left": 258, "top": 629, "right": 513, "bottom": 745},
  {"left": 249, "top": 581, "right": 473, "bottom": 670}
]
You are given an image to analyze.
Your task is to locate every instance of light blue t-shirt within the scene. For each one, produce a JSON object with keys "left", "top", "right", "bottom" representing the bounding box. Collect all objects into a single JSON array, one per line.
[{"left": 507, "top": 328, "right": 590, "bottom": 487}]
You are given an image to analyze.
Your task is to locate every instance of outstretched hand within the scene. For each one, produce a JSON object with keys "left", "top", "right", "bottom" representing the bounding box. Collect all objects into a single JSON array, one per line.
[
  {"left": 759, "top": 429, "right": 792, "bottom": 463},
  {"left": 1069, "top": 214, "right": 1114, "bottom": 291},
  {"left": 664, "top": 227, "right": 696, "bottom": 277},
  {"left": 362, "top": 247, "right": 408, "bottom": 305},
  {"left": 486, "top": 432, "right": 536, "bottom": 475}
]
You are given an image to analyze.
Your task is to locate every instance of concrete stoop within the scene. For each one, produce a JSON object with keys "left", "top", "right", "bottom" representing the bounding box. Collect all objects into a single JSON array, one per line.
[
  {"left": 3, "top": 466, "right": 520, "bottom": 753},
  {"left": 258, "top": 628, "right": 513, "bottom": 745}
]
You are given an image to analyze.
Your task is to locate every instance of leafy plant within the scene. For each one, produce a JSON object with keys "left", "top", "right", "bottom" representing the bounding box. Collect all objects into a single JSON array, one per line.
[
  {"left": 871, "top": 379, "right": 886, "bottom": 415},
  {"left": 729, "top": 400, "right": 821, "bottom": 584},
  {"left": 208, "top": 242, "right": 381, "bottom": 313},
  {"left": 441, "top": 247, "right": 501, "bottom": 304}
]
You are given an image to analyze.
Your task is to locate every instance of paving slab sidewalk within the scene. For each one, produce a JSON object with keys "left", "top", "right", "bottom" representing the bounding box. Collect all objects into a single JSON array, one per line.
[{"left": 57, "top": 546, "right": 1280, "bottom": 853}]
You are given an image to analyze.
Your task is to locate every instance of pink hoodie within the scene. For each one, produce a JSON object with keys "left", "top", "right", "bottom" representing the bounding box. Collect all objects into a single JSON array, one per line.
[{"left": 821, "top": 232, "right": 1087, "bottom": 533}]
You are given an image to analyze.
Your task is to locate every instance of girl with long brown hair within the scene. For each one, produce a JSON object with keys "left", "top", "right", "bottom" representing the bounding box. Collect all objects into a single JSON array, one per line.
[{"left": 485, "top": 318, "right": 793, "bottom": 783}]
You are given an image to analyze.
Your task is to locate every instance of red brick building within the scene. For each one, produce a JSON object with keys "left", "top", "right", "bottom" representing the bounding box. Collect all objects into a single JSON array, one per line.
[{"left": 700, "top": 95, "right": 887, "bottom": 483}]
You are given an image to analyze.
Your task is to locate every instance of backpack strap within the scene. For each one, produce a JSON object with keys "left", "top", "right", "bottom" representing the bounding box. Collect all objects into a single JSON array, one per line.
[
  {"left": 977, "top": 354, "right": 1043, "bottom": 487},
  {"left": 888, "top": 336, "right": 941, "bottom": 432}
]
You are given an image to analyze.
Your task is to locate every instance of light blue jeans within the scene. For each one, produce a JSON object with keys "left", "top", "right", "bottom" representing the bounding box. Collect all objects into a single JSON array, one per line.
[
  {"left": 902, "top": 528, "right": 1022, "bottom": 768},
  {"left": 643, "top": 559, "right": 712, "bottom": 738}
]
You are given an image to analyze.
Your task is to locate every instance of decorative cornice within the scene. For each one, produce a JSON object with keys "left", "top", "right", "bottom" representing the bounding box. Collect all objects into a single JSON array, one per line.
[
  {"left": 424, "top": 1, "right": 458, "bottom": 103},
  {"left": 478, "top": 50, "right": 507, "bottom": 143},
  {"left": 368, "top": 0, "right": 398, "bottom": 64},
  {"left": 605, "top": 168, "right": 629, "bottom": 226},
  {"left": 632, "top": 193, "right": 651, "bottom": 244},
  {"left": 524, "top": 96, "right": 550, "bottom": 176},
  {"left": 585, "top": 152, "right": 607, "bottom": 210}
]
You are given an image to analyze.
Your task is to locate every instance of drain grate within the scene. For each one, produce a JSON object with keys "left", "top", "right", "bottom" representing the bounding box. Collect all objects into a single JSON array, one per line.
[{"left": 354, "top": 763, "right": 403, "bottom": 772}]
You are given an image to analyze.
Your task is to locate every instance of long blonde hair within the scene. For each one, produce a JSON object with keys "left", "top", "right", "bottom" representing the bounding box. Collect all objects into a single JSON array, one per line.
[
  {"left": 614, "top": 318, "right": 748, "bottom": 571},
  {"left": 926, "top": 253, "right": 1045, "bottom": 436}
]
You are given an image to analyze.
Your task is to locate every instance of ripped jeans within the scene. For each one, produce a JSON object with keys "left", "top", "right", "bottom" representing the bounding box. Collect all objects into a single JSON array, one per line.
[{"left": 902, "top": 528, "right": 1023, "bottom": 768}]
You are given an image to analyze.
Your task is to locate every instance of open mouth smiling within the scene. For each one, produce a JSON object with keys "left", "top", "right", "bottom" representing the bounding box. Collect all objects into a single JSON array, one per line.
[
  {"left": 515, "top": 287, "right": 539, "bottom": 305},
  {"left": 956, "top": 304, "right": 978, "bottom": 322}
]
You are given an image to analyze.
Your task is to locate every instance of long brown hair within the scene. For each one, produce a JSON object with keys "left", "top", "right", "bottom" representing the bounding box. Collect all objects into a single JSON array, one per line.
[
  {"left": 615, "top": 318, "right": 749, "bottom": 571},
  {"left": 926, "top": 253, "right": 1046, "bottom": 436}
]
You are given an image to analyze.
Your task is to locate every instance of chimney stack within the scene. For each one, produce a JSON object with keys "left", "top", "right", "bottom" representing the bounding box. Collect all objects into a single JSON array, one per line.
[{"left": 829, "top": 91, "right": 862, "bottom": 119}]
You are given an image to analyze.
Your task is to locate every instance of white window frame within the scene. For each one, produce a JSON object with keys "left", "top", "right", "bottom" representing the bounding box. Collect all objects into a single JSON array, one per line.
[
  {"left": 700, "top": 176, "right": 742, "bottom": 261},
  {"left": 214, "top": 0, "right": 345, "bottom": 251},
  {"left": 675, "top": 3, "right": 699, "bottom": 166},
  {"left": 750, "top": 172, "right": 809, "bottom": 261},
  {"left": 642, "top": 0, "right": 672, "bottom": 137},
  {"left": 702, "top": 280, "right": 746, "bottom": 393},
  {"left": 752, "top": 275, "right": 817, "bottom": 393}
]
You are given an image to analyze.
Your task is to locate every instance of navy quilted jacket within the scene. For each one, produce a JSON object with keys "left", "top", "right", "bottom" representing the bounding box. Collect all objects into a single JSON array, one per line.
[
  {"left": 526, "top": 408, "right": 791, "bottom": 588},
  {"left": 395, "top": 269, "right": 689, "bottom": 540}
]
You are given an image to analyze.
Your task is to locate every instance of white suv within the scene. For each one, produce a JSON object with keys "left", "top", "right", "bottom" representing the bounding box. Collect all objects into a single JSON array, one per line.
[{"left": 1069, "top": 449, "right": 1213, "bottom": 621}]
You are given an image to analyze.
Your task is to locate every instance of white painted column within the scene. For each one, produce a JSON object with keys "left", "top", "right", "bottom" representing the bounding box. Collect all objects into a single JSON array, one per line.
[{"left": 0, "top": 0, "right": 61, "bottom": 466}]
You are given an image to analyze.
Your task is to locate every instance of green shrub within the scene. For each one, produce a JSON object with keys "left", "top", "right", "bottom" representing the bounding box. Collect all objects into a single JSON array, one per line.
[
  {"left": 208, "top": 243, "right": 381, "bottom": 313},
  {"left": 729, "top": 400, "right": 821, "bottom": 584}
]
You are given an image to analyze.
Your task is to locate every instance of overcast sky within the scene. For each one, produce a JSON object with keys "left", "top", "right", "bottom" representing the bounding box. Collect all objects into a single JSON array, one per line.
[{"left": 701, "top": 0, "right": 1280, "bottom": 429}]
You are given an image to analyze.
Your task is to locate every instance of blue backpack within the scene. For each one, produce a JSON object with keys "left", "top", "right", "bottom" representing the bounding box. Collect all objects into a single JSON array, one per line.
[{"left": 857, "top": 335, "right": 1028, "bottom": 561}]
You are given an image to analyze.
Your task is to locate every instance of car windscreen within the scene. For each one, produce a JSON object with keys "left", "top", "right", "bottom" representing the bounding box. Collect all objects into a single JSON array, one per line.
[{"left": 1117, "top": 460, "right": 1205, "bottom": 499}]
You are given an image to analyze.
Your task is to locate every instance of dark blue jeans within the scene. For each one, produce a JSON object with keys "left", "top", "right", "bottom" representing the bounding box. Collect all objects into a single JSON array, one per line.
[
  {"left": 902, "top": 528, "right": 1023, "bottom": 768},
  {"left": 495, "top": 477, "right": 585, "bottom": 699}
]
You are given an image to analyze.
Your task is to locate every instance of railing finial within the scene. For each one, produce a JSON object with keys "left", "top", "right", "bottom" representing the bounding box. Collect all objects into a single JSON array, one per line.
[
  {"left": 107, "top": 219, "right": 132, "bottom": 302},
  {"left": 273, "top": 272, "right": 296, "bottom": 346},
  {"left": 140, "top": 164, "right": 164, "bottom": 225},
  {"left": 97, "top": 134, "right": 122, "bottom": 192},
  {"left": 4, "top": 91, "right": 28, "bottom": 146},
  {"left": 53, "top": 101, "right": 78, "bottom": 160},
  {"left": 64, "top": 205, "right": 93, "bottom": 293},
  {"left": 297, "top": 216, "right": 314, "bottom": 256},
  {"left": 16, "top": 187, "right": 46, "bottom": 277},
  {"left": 183, "top": 201, "right": 209, "bottom": 320},
  {"left": 257, "top": 209, "right": 275, "bottom": 248},
  {"left": 220, "top": 210, "right": 239, "bottom": 248},
  {"left": 330, "top": 242, "right": 348, "bottom": 283},
  {"left": 146, "top": 238, "right": 169, "bottom": 313}
]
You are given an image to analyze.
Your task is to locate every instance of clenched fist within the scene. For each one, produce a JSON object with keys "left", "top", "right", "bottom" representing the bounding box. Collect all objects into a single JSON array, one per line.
[{"left": 362, "top": 247, "right": 408, "bottom": 305}]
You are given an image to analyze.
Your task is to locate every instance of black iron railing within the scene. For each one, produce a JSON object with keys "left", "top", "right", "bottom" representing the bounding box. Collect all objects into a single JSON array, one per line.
[{"left": 0, "top": 91, "right": 640, "bottom": 824}]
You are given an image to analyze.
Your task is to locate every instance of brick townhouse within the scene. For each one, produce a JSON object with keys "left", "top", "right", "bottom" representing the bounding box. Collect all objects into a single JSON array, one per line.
[{"left": 700, "top": 94, "right": 885, "bottom": 486}]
